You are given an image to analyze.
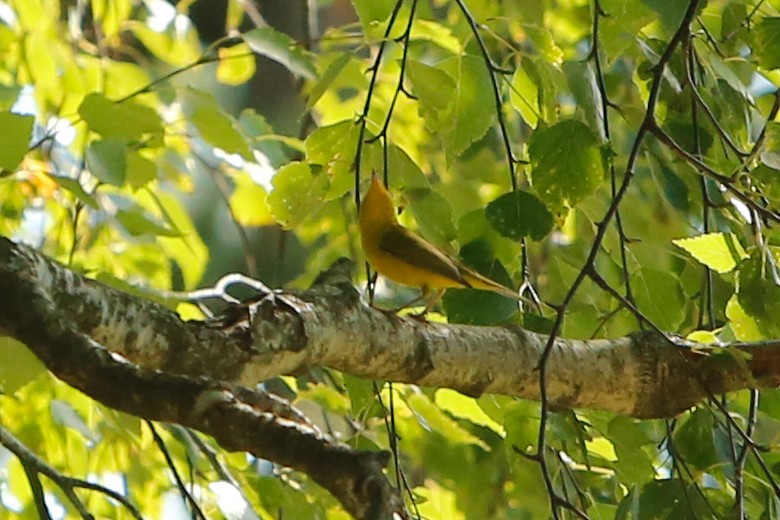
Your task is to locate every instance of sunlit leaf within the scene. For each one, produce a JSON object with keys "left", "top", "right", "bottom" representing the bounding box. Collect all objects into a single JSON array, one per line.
[
  {"left": 510, "top": 61, "right": 540, "bottom": 128},
  {"left": 128, "top": 17, "right": 201, "bottom": 66},
  {"left": 0, "top": 337, "right": 46, "bottom": 393},
  {"left": 673, "top": 232, "right": 748, "bottom": 273},
  {"left": 406, "top": 393, "right": 489, "bottom": 450},
  {"left": 297, "top": 383, "right": 350, "bottom": 414},
  {"left": 737, "top": 249, "right": 780, "bottom": 338},
  {"left": 434, "top": 389, "right": 505, "bottom": 436},
  {"left": 79, "top": 93, "right": 163, "bottom": 141},
  {"left": 91, "top": 0, "right": 132, "bottom": 38},
  {"left": 183, "top": 90, "right": 253, "bottom": 160},
  {"left": 267, "top": 162, "right": 328, "bottom": 228},
  {"left": 306, "top": 53, "right": 352, "bottom": 110},
  {"left": 229, "top": 173, "right": 274, "bottom": 227},
  {"left": 216, "top": 42, "right": 255, "bottom": 85},
  {"left": 154, "top": 192, "right": 208, "bottom": 290},
  {"left": 349, "top": 0, "right": 397, "bottom": 37},
  {"left": 410, "top": 20, "right": 462, "bottom": 54},
  {"left": 726, "top": 295, "right": 764, "bottom": 341}
]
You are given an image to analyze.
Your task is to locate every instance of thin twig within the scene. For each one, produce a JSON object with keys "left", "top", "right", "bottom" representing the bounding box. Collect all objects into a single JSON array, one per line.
[
  {"left": 0, "top": 423, "right": 144, "bottom": 519},
  {"left": 147, "top": 421, "right": 207, "bottom": 520},
  {"left": 452, "top": 0, "right": 518, "bottom": 188}
]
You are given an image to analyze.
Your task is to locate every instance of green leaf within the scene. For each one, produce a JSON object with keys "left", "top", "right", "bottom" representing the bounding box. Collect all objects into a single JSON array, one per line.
[
  {"left": 673, "top": 232, "right": 748, "bottom": 273},
  {"left": 721, "top": 3, "right": 747, "bottom": 41},
  {"left": 406, "top": 59, "right": 457, "bottom": 131},
  {"left": 564, "top": 61, "right": 603, "bottom": 133},
  {"left": 642, "top": 0, "right": 694, "bottom": 30},
  {"left": 406, "top": 393, "right": 489, "bottom": 450},
  {"left": 85, "top": 138, "right": 127, "bottom": 186},
  {"left": 528, "top": 119, "right": 605, "bottom": 211},
  {"left": 349, "top": 0, "right": 397, "bottom": 36},
  {"left": 630, "top": 480, "right": 686, "bottom": 518},
  {"left": 184, "top": 90, "right": 253, "bottom": 160},
  {"left": 343, "top": 374, "right": 380, "bottom": 417},
  {"left": 410, "top": 20, "right": 463, "bottom": 54},
  {"left": 267, "top": 162, "right": 328, "bottom": 228},
  {"left": 434, "top": 389, "right": 504, "bottom": 436},
  {"left": 306, "top": 53, "right": 352, "bottom": 110},
  {"left": 522, "top": 25, "right": 563, "bottom": 64},
  {"left": 510, "top": 60, "right": 540, "bottom": 128},
  {"left": 755, "top": 17, "right": 780, "bottom": 70},
  {"left": 0, "top": 336, "right": 46, "bottom": 393},
  {"left": 503, "top": 399, "right": 541, "bottom": 451},
  {"left": 485, "top": 190, "right": 553, "bottom": 241},
  {"left": 437, "top": 55, "right": 496, "bottom": 160},
  {"left": 116, "top": 208, "right": 181, "bottom": 237},
  {"left": 78, "top": 93, "right": 163, "bottom": 141},
  {"left": 304, "top": 120, "right": 361, "bottom": 199},
  {"left": 0, "top": 111, "right": 33, "bottom": 171},
  {"left": 404, "top": 187, "right": 457, "bottom": 248},
  {"left": 673, "top": 409, "right": 718, "bottom": 471},
  {"left": 0, "top": 86, "right": 22, "bottom": 111},
  {"left": 726, "top": 295, "right": 764, "bottom": 341},
  {"left": 48, "top": 175, "right": 99, "bottom": 209},
  {"left": 243, "top": 27, "right": 316, "bottom": 80},
  {"left": 737, "top": 249, "right": 780, "bottom": 338},
  {"left": 442, "top": 240, "right": 519, "bottom": 325},
  {"left": 91, "top": 0, "right": 132, "bottom": 38},
  {"left": 297, "top": 383, "right": 350, "bottom": 415},
  {"left": 630, "top": 268, "right": 686, "bottom": 330},
  {"left": 125, "top": 151, "right": 158, "bottom": 189},
  {"left": 237, "top": 109, "right": 291, "bottom": 166},
  {"left": 154, "top": 192, "right": 208, "bottom": 290},
  {"left": 607, "top": 417, "right": 653, "bottom": 483},
  {"left": 652, "top": 161, "right": 690, "bottom": 212},
  {"left": 598, "top": 0, "right": 655, "bottom": 57}
]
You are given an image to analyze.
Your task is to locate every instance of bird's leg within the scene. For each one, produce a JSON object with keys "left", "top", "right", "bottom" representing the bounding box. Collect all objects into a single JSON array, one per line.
[
  {"left": 423, "top": 288, "right": 446, "bottom": 313},
  {"left": 404, "top": 288, "right": 446, "bottom": 320}
]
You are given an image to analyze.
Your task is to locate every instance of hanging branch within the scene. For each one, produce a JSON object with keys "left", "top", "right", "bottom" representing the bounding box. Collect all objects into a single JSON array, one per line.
[
  {"left": 532, "top": 1, "right": 703, "bottom": 516},
  {"left": 353, "top": 0, "right": 406, "bottom": 207},
  {"left": 589, "top": 0, "right": 638, "bottom": 323},
  {"left": 452, "top": 0, "right": 519, "bottom": 189}
]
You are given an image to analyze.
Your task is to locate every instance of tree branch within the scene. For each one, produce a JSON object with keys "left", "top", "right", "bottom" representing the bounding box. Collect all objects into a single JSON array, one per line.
[
  {"left": 1, "top": 237, "right": 777, "bottom": 422},
  {"left": 0, "top": 237, "right": 404, "bottom": 520}
]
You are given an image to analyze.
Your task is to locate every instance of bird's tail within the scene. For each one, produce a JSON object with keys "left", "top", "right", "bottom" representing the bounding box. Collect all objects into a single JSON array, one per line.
[{"left": 460, "top": 266, "right": 537, "bottom": 306}]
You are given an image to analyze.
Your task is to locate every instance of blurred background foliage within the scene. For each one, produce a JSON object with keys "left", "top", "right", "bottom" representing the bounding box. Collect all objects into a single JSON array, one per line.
[{"left": 1, "top": 0, "right": 780, "bottom": 518}]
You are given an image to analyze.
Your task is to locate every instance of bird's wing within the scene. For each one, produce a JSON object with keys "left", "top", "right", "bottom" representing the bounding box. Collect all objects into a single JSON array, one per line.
[{"left": 379, "top": 226, "right": 471, "bottom": 287}]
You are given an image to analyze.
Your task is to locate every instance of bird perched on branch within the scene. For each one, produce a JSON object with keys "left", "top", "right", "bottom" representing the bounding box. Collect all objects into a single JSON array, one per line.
[{"left": 359, "top": 174, "right": 535, "bottom": 311}]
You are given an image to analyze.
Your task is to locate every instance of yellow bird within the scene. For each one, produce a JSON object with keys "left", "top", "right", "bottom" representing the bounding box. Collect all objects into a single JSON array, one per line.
[{"left": 359, "top": 174, "right": 534, "bottom": 310}]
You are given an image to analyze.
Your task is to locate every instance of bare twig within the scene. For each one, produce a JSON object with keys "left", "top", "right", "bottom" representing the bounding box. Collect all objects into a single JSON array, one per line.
[{"left": 0, "top": 423, "right": 144, "bottom": 519}]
